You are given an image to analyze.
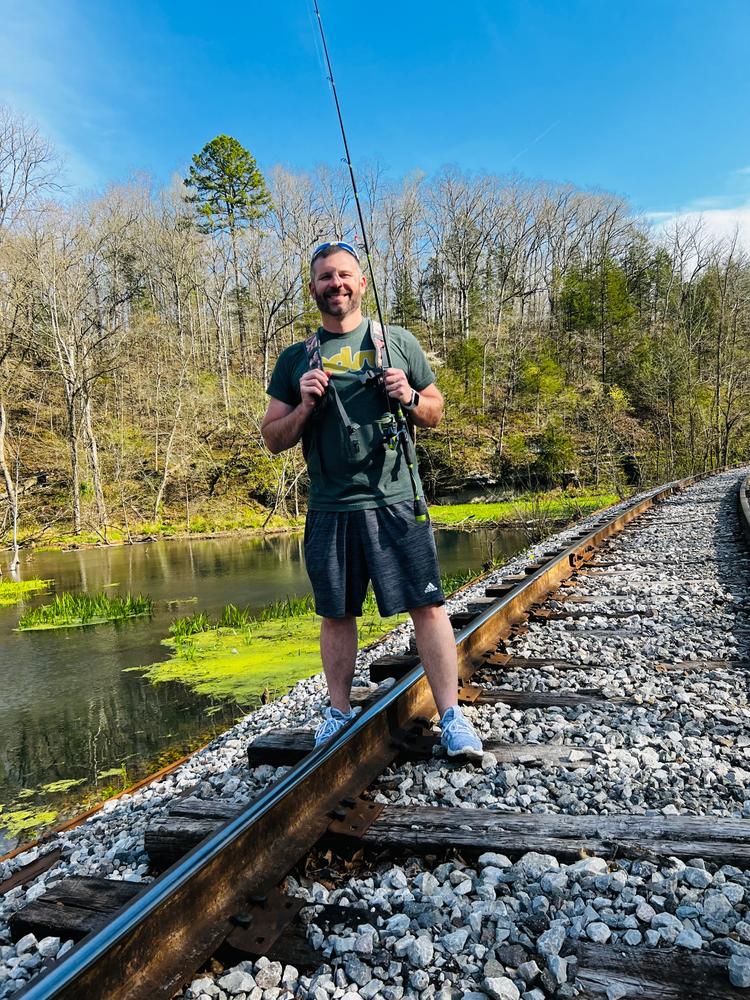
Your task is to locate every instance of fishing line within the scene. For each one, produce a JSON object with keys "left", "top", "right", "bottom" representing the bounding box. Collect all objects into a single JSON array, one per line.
[{"left": 311, "top": 0, "right": 428, "bottom": 521}]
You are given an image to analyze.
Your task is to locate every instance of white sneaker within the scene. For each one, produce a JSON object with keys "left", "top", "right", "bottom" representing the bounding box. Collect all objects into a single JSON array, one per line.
[
  {"left": 314, "top": 706, "right": 360, "bottom": 747},
  {"left": 439, "top": 706, "right": 484, "bottom": 760}
]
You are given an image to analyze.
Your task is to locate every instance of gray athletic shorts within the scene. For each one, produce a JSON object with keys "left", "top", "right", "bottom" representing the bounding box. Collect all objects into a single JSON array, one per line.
[{"left": 304, "top": 500, "right": 445, "bottom": 618}]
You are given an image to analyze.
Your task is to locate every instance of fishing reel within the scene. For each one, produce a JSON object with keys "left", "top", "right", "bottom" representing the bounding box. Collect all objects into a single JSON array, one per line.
[{"left": 381, "top": 413, "right": 400, "bottom": 451}]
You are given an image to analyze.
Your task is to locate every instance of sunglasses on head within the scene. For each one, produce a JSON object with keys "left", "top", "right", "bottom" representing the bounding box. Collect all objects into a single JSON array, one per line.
[{"left": 310, "top": 240, "right": 360, "bottom": 264}]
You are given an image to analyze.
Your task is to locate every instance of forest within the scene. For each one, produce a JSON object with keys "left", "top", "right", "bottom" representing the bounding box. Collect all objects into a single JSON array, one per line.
[{"left": 1, "top": 110, "right": 749, "bottom": 560}]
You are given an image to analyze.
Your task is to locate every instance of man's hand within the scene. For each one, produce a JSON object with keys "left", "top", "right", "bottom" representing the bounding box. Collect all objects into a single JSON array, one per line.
[
  {"left": 383, "top": 367, "right": 412, "bottom": 405},
  {"left": 299, "top": 369, "right": 330, "bottom": 410}
]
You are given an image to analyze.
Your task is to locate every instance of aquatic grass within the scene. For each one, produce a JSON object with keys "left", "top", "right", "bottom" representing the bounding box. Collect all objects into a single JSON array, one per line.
[
  {"left": 0, "top": 578, "right": 52, "bottom": 607},
  {"left": 17, "top": 591, "right": 153, "bottom": 630},
  {"left": 169, "top": 612, "right": 212, "bottom": 639},
  {"left": 255, "top": 594, "right": 316, "bottom": 621}
]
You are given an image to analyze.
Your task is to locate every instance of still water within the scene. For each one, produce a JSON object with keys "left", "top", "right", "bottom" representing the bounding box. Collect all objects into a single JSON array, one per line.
[{"left": 0, "top": 526, "right": 526, "bottom": 850}]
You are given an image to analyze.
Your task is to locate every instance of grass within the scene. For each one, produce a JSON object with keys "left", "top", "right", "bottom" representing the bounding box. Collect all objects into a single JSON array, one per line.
[
  {"left": 17, "top": 591, "right": 153, "bottom": 630},
  {"left": 429, "top": 489, "right": 620, "bottom": 528},
  {"left": 0, "top": 578, "right": 52, "bottom": 607}
]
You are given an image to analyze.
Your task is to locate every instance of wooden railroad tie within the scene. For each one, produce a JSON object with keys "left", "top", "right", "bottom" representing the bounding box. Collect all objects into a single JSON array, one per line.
[
  {"left": 136, "top": 799, "right": 750, "bottom": 876},
  {"left": 574, "top": 942, "right": 749, "bottom": 999},
  {"left": 244, "top": 728, "right": 600, "bottom": 768}
]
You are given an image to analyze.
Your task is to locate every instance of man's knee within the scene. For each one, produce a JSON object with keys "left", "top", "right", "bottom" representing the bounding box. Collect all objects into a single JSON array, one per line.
[
  {"left": 321, "top": 614, "right": 357, "bottom": 628},
  {"left": 409, "top": 603, "right": 446, "bottom": 623}
]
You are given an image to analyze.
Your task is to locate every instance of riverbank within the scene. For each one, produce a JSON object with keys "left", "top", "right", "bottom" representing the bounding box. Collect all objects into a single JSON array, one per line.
[{"left": 4, "top": 488, "right": 621, "bottom": 553}]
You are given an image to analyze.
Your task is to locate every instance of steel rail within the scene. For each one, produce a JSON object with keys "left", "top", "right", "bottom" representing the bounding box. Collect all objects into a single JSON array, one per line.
[
  {"left": 18, "top": 473, "right": 714, "bottom": 1000},
  {"left": 738, "top": 473, "right": 750, "bottom": 546}
]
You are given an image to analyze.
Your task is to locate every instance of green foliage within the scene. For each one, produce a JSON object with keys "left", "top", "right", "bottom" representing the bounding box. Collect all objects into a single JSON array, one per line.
[
  {"left": 184, "top": 135, "right": 271, "bottom": 235},
  {"left": 447, "top": 337, "right": 485, "bottom": 393},
  {"left": 529, "top": 424, "right": 577, "bottom": 486},
  {"left": 18, "top": 592, "right": 153, "bottom": 630},
  {"left": 169, "top": 612, "right": 212, "bottom": 639}
]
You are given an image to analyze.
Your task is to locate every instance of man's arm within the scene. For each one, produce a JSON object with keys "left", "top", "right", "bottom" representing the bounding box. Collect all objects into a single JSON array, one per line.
[
  {"left": 383, "top": 369, "right": 444, "bottom": 428},
  {"left": 261, "top": 369, "right": 330, "bottom": 454}
]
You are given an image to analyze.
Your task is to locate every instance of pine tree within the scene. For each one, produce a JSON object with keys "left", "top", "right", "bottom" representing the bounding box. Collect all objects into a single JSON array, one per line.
[{"left": 184, "top": 136, "right": 271, "bottom": 368}]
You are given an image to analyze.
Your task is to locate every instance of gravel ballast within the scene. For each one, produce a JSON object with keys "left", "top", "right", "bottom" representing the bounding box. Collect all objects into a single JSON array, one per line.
[{"left": 1, "top": 470, "right": 749, "bottom": 999}]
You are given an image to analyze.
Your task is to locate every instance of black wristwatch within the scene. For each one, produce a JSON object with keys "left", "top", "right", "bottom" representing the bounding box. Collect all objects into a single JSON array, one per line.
[{"left": 403, "top": 389, "right": 420, "bottom": 411}]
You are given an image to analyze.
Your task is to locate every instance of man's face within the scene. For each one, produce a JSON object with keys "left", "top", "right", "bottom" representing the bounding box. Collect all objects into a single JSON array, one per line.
[{"left": 309, "top": 250, "right": 366, "bottom": 320}]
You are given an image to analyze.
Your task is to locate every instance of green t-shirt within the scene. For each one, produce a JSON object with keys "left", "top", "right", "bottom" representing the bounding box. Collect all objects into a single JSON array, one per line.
[{"left": 266, "top": 318, "right": 435, "bottom": 510}]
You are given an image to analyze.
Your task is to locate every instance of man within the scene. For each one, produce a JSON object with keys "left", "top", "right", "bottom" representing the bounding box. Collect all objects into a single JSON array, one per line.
[{"left": 261, "top": 240, "right": 482, "bottom": 759}]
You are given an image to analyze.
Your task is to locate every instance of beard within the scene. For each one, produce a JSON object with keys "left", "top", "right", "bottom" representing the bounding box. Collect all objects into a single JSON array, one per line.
[{"left": 313, "top": 284, "right": 362, "bottom": 319}]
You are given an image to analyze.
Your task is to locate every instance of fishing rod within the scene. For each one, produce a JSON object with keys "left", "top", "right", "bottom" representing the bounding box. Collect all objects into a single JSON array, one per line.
[{"left": 312, "top": 0, "right": 428, "bottom": 522}]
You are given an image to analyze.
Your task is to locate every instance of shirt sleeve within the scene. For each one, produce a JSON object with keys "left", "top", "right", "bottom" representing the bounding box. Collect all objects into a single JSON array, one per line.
[
  {"left": 396, "top": 327, "right": 436, "bottom": 391},
  {"left": 266, "top": 345, "right": 302, "bottom": 406}
]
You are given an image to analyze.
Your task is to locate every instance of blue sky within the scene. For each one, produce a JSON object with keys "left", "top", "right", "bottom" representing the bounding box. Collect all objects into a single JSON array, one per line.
[{"left": 2, "top": 0, "right": 750, "bottom": 234}]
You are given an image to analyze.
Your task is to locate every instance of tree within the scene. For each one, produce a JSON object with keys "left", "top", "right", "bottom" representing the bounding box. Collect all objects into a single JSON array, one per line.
[
  {"left": 0, "top": 106, "right": 58, "bottom": 570},
  {"left": 184, "top": 136, "right": 271, "bottom": 369}
]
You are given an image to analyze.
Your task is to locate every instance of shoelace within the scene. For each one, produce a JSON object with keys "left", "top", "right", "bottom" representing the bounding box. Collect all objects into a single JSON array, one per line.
[{"left": 441, "top": 713, "right": 476, "bottom": 738}]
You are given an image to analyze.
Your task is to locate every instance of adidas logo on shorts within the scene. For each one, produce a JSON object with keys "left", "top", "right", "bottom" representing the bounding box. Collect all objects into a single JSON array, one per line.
[{"left": 424, "top": 582, "right": 438, "bottom": 593}]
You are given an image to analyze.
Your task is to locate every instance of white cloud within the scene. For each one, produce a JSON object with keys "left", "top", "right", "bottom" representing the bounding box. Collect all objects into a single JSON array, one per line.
[{"left": 645, "top": 203, "right": 750, "bottom": 250}]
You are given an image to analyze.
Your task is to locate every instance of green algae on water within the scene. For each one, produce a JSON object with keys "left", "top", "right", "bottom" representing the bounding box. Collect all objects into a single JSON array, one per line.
[
  {"left": 138, "top": 604, "right": 407, "bottom": 706},
  {"left": 41, "top": 778, "right": 87, "bottom": 794},
  {"left": 4, "top": 807, "right": 59, "bottom": 839},
  {"left": 0, "top": 578, "right": 52, "bottom": 607}
]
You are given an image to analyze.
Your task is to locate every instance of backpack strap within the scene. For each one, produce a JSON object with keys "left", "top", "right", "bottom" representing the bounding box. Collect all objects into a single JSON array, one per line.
[
  {"left": 369, "top": 320, "right": 386, "bottom": 369},
  {"left": 303, "top": 330, "right": 361, "bottom": 456}
]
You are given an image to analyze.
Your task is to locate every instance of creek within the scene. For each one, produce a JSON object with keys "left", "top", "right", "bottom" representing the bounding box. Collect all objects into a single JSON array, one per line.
[{"left": 0, "top": 524, "right": 527, "bottom": 851}]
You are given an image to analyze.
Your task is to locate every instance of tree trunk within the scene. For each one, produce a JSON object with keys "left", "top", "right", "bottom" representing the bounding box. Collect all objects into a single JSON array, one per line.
[
  {"left": 0, "top": 401, "right": 20, "bottom": 572},
  {"left": 82, "top": 393, "right": 108, "bottom": 538}
]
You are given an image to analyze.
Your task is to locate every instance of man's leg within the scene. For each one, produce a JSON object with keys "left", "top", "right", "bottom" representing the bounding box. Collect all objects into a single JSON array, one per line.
[
  {"left": 320, "top": 614, "right": 358, "bottom": 713},
  {"left": 410, "top": 603, "right": 458, "bottom": 717}
]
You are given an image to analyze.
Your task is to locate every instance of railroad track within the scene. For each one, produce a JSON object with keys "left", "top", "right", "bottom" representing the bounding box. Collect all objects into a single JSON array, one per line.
[{"left": 4, "top": 469, "right": 750, "bottom": 1000}]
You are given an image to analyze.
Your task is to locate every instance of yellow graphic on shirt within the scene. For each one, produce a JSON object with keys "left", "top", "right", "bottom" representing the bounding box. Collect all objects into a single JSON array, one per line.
[{"left": 322, "top": 345, "right": 376, "bottom": 374}]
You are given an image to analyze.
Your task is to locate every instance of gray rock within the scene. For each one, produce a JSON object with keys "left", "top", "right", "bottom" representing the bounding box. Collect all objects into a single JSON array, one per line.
[
  {"left": 587, "top": 922, "right": 611, "bottom": 944},
  {"left": 343, "top": 955, "right": 370, "bottom": 987},
  {"left": 217, "top": 970, "right": 256, "bottom": 994},
  {"left": 484, "top": 977, "right": 520, "bottom": 1000},
  {"left": 540, "top": 872, "right": 568, "bottom": 896},
  {"left": 478, "top": 852, "right": 512, "bottom": 869},
  {"left": 702, "top": 892, "right": 737, "bottom": 932},
  {"left": 360, "top": 980, "right": 385, "bottom": 1000},
  {"left": 385, "top": 914, "right": 410, "bottom": 937},
  {"left": 409, "top": 970, "right": 430, "bottom": 989},
  {"left": 36, "top": 937, "right": 61, "bottom": 959},
  {"left": 253, "top": 960, "right": 282, "bottom": 989},
  {"left": 623, "top": 930, "right": 642, "bottom": 947},
  {"left": 547, "top": 955, "right": 568, "bottom": 986},
  {"left": 514, "top": 853, "right": 559, "bottom": 880},
  {"left": 683, "top": 867, "right": 712, "bottom": 889},
  {"left": 537, "top": 920, "right": 567, "bottom": 959},
  {"left": 442, "top": 929, "right": 469, "bottom": 952},
  {"left": 188, "top": 978, "right": 219, "bottom": 999},
  {"left": 517, "top": 961, "right": 540, "bottom": 983},
  {"left": 568, "top": 857, "right": 608, "bottom": 876},
  {"left": 729, "top": 956, "right": 750, "bottom": 988},
  {"left": 652, "top": 913, "right": 683, "bottom": 944},
  {"left": 407, "top": 936, "right": 434, "bottom": 968},
  {"left": 14, "top": 934, "right": 37, "bottom": 957},
  {"left": 675, "top": 929, "right": 703, "bottom": 950}
]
